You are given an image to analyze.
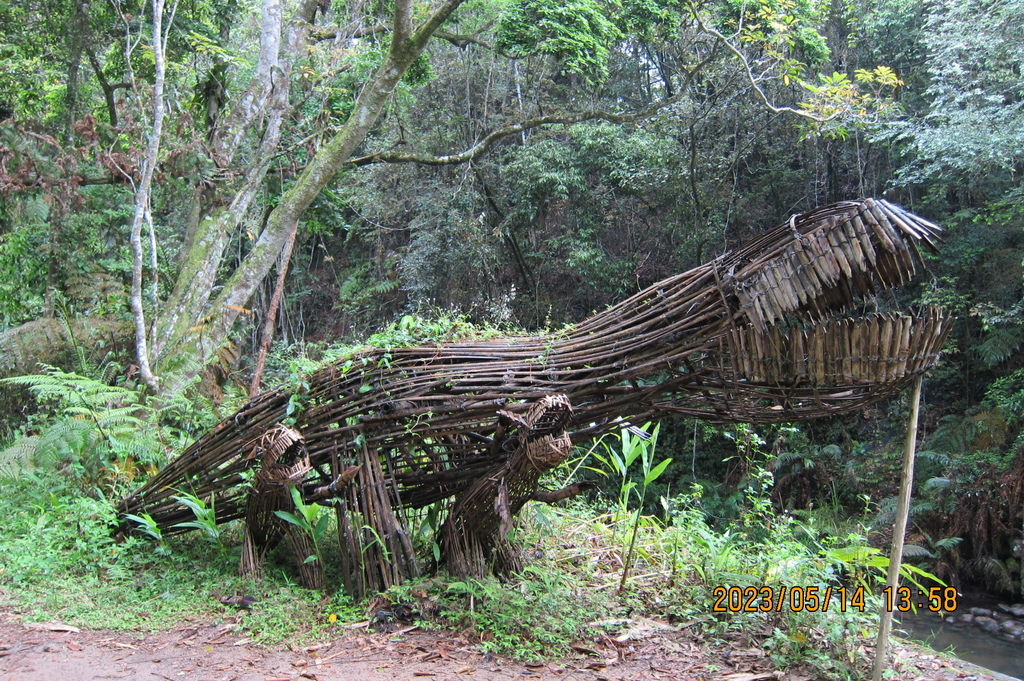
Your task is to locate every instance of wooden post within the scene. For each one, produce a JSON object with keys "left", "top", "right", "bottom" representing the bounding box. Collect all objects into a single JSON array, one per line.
[{"left": 871, "top": 374, "right": 923, "bottom": 681}]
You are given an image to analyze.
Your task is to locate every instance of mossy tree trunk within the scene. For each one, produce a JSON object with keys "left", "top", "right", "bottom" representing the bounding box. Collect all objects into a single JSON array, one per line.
[{"left": 149, "top": 0, "right": 468, "bottom": 392}]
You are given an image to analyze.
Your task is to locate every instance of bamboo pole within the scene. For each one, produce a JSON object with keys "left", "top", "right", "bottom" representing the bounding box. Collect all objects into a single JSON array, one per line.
[{"left": 871, "top": 374, "right": 923, "bottom": 681}]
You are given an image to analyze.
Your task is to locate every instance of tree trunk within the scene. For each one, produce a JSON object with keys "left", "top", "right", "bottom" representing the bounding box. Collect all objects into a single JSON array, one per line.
[
  {"left": 127, "top": 0, "right": 171, "bottom": 392},
  {"left": 151, "top": 0, "right": 468, "bottom": 390},
  {"left": 249, "top": 219, "right": 299, "bottom": 398}
]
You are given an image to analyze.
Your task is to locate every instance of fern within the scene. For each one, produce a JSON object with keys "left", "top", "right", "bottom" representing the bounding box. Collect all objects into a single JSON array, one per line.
[
  {"left": 923, "top": 476, "right": 952, "bottom": 491},
  {"left": 0, "top": 364, "right": 185, "bottom": 490},
  {"left": 0, "top": 435, "right": 40, "bottom": 478},
  {"left": 2, "top": 365, "right": 141, "bottom": 413},
  {"left": 976, "top": 325, "right": 1024, "bottom": 367},
  {"left": 973, "top": 556, "right": 1017, "bottom": 593},
  {"left": 902, "top": 544, "right": 934, "bottom": 559},
  {"left": 925, "top": 415, "right": 978, "bottom": 456}
]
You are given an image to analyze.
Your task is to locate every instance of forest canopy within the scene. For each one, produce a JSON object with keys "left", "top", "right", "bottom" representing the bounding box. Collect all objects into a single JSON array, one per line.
[{"left": 0, "top": 0, "right": 1021, "bottom": 416}]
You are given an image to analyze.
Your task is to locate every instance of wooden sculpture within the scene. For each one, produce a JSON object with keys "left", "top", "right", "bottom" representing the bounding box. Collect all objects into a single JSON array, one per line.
[{"left": 118, "top": 198, "right": 950, "bottom": 594}]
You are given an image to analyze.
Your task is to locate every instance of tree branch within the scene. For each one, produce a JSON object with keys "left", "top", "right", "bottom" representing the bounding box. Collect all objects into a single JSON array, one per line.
[
  {"left": 349, "top": 94, "right": 688, "bottom": 166},
  {"left": 691, "top": 13, "right": 844, "bottom": 123},
  {"left": 412, "top": 0, "right": 471, "bottom": 49},
  {"left": 393, "top": 0, "right": 414, "bottom": 47},
  {"left": 86, "top": 47, "right": 119, "bottom": 128},
  {"left": 208, "top": 0, "right": 283, "bottom": 166},
  {"left": 310, "top": 23, "right": 388, "bottom": 42},
  {"left": 433, "top": 30, "right": 493, "bottom": 49}
]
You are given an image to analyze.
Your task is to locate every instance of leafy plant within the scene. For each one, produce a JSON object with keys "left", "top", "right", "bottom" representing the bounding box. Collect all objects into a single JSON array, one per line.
[
  {"left": 124, "top": 511, "right": 163, "bottom": 542},
  {"left": 0, "top": 359, "right": 223, "bottom": 491},
  {"left": 274, "top": 486, "right": 332, "bottom": 565},
  {"left": 588, "top": 422, "right": 672, "bottom": 590},
  {"left": 443, "top": 565, "right": 602, "bottom": 661},
  {"left": 171, "top": 491, "right": 221, "bottom": 546},
  {"left": 496, "top": 0, "right": 622, "bottom": 83}
]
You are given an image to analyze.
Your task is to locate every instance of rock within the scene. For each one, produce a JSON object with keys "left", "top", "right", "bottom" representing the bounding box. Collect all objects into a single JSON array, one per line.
[
  {"left": 969, "top": 607, "right": 993, "bottom": 618},
  {"left": 945, "top": 617, "right": 958, "bottom": 625},
  {"left": 997, "top": 603, "right": 1012, "bottom": 614},
  {"left": 1000, "top": 619, "right": 1024, "bottom": 636},
  {"left": 974, "top": 616, "right": 1001, "bottom": 634},
  {"left": 961, "top": 614, "right": 974, "bottom": 623},
  {"left": 1009, "top": 604, "right": 1024, "bottom": 618}
]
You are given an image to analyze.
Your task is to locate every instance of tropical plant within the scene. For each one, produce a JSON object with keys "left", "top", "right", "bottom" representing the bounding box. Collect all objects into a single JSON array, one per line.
[
  {"left": 274, "top": 486, "right": 332, "bottom": 566},
  {"left": 1, "top": 365, "right": 161, "bottom": 490},
  {"left": 588, "top": 422, "right": 672, "bottom": 590},
  {"left": 170, "top": 491, "right": 221, "bottom": 546}
]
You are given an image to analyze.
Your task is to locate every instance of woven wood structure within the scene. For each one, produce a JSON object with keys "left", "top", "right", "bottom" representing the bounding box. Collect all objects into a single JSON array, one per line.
[{"left": 119, "top": 198, "right": 951, "bottom": 592}]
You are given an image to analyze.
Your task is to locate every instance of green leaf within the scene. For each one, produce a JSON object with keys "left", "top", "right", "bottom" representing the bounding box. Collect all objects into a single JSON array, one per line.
[
  {"left": 314, "top": 513, "right": 331, "bottom": 543},
  {"left": 644, "top": 458, "right": 673, "bottom": 486},
  {"left": 274, "top": 510, "right": 310, "bottom": 531}
]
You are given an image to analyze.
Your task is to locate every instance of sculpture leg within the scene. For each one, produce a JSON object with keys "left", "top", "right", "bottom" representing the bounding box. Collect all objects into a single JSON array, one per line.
[{"left": 441, "top": 394, "right": 574, "bottom": 577}]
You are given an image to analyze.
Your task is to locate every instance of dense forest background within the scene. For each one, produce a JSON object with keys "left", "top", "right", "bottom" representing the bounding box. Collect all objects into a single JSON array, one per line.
[{"left": 2, "top": 0, "right": 1024, "bottom": 599}]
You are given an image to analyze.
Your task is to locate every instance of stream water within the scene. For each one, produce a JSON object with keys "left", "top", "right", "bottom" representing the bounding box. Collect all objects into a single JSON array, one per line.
[{"left": 896, "top": 593, "right": 1024, "bottom": 679}]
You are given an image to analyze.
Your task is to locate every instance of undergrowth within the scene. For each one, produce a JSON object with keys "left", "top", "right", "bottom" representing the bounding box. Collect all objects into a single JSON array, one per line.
[
  {"left": 0, "top": 347, "right": 912, "bottom": 679},
  {"left": 0, "top": 450, "right": 894, "bottom": 680},
  {"left": 0, "top": 473, "right": 355, "bottom": 642},
  {"left": 512, "top": 492, "right": 886, "bottom": 679}
]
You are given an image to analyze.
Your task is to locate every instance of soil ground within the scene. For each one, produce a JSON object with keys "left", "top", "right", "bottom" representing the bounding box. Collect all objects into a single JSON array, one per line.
[{"left": 0, "top": 603, "right": 1013, "bottom": 681}]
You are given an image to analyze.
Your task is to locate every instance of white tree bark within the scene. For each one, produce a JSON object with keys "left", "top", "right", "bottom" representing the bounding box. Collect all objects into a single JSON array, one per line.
[{"left": 127, "top": 0, "right": 177, "bottom": 391}]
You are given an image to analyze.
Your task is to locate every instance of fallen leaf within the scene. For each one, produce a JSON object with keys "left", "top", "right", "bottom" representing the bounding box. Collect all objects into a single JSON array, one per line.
[
  {"left": 392, "top": 625, "right": 419, "bottom": 636},
  {"left": 68, "top": 642, "right": 83, "bottom": 651},
  {"left": 25, "top": 622, "right": 80, "bottom": 633},
  {"left": 570, "top": 643, "right": 601, "bottom": 657}
]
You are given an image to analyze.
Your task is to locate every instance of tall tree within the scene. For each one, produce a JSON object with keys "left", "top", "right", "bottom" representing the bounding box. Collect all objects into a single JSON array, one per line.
[{"left": 1, "top": 0, "right": 892, "bottom": 392}]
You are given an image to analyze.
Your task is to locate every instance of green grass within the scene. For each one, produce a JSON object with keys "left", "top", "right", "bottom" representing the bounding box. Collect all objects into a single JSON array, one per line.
[
  {"left": 0, "top": 475, "right": 360, "bottom": 642},
  {"left": 1, "top": 461, "right": 893, "bottom": 679}
]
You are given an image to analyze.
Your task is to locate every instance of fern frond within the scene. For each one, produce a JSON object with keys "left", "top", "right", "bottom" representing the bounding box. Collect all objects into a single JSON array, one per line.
[
  {"left": 931, "top": 536, "right": 962, "bottom": 551},
  {"left": 923, "top": 476, "right": 952, "bottom": 490},
  {"left": 819, "top": 444, "right": 842, "bottom": 459},
  {"left": 917, "top": 450, "right": 952, "bottom": 467},
  {"left": 902, "top": 544, "right": 934, "bottom": 559},
  {"left": 0, "top": 435, "right": 41, "bottom": 478},
  {"left": 770, "top": 451, "right": 807, "bottom": 471},
  {"left": 976, "top": 326, "right": 1024, "bottom": 367},
  {"left": 926, "top": 416, "right": 977, "bottom": 455},
  {"left": 36, "top": 419, "right": 96, "bottom": 461}
]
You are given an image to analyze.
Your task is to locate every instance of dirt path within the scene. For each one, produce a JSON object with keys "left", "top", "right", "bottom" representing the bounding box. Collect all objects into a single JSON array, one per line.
[
  {"left": 0, "top": 607, "right": 712, "bottom": 681},
  {"left": 0, "top": 606, "right": 1013, "bottom": 681}
]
